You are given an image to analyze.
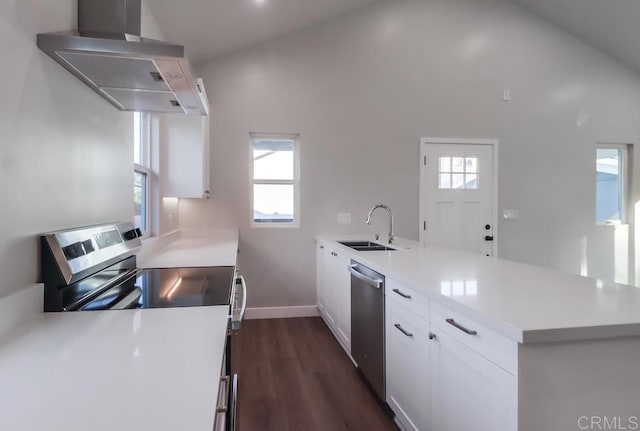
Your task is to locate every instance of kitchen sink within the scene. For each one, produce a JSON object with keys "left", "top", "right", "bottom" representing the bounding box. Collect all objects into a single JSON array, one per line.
[{"left": 338, "top": 241, "right": 396, "bottom": 251}]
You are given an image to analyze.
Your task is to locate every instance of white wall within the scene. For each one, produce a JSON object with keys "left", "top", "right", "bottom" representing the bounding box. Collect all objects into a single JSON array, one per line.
[
  {"left": 181, "top": 0, "right": 640, "bottom": 308},
  {"left": 0, "top": 1, "right": 135, "bottom": 302}
]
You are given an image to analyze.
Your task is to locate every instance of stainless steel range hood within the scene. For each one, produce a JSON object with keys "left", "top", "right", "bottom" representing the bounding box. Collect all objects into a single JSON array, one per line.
[{"left": 37, "top": 0, "right": 208, "bottom": 115}]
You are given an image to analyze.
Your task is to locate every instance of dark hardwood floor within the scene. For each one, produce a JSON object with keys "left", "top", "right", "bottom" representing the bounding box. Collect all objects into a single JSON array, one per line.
[{"left": 231, "top": 317, "right": 399, "bottom": 431}]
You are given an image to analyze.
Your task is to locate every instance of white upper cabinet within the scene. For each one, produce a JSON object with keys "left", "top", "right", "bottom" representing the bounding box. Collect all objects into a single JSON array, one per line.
[{"left": 161, "top": 79, "right": 211, "bottom": 199}]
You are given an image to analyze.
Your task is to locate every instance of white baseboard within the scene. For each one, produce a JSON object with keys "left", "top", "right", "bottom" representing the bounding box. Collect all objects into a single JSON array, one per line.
[{"left": 245, "top": 305, "right": 320, "bottom": 320}]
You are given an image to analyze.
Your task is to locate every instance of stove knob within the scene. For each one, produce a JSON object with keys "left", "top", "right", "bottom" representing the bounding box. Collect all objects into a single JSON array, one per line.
[{"left": 122, "top": 229, "right": 137, "bottom": 241}]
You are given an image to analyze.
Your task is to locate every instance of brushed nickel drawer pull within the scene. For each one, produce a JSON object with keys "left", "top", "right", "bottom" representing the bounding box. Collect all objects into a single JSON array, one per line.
[
  {"left": 392, "top": 288, "right": 411, "bottom": 299},
  {"left": 445, "top": 318, "right": 477, "bottom": 335},
  {"left": 394, "top": 323, "right": 414, "bottom": 338}
]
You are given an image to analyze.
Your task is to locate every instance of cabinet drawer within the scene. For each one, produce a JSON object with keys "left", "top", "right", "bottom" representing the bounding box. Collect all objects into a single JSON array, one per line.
[
  {"left": 386, "top": 279, "right": 429, "bottom": 321},
  {"left": 430, "top": 301, "right": 517, "bottom": 375}
]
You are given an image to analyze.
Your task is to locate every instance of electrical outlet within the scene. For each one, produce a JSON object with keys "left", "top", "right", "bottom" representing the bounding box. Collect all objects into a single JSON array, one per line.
[{"left": 503, "top": 210, "right": 519, "bottom": 221}]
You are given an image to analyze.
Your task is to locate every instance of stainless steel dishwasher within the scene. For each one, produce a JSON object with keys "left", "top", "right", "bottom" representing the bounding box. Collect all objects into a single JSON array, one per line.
[{"left": 350, "top": 260, "right": 385, "bottom": 401}]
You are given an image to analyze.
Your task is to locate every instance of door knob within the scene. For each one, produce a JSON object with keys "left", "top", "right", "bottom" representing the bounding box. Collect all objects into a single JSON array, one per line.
[{"left": 485, "top": 235, "right": 494, "bottom": 241}]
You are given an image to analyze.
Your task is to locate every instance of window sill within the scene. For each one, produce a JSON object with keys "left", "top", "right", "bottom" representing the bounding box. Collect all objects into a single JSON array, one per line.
[
  {"left": 250, "top": 222, "right": 300, "bottom": 229},
  {"left": 596, "top": 221, "right": 627, "bottom": 227}
]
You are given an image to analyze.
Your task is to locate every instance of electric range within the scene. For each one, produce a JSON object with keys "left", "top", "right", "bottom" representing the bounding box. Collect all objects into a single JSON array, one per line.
[{"left": 40, "top": 222, "right": 244, "bottom": 431}]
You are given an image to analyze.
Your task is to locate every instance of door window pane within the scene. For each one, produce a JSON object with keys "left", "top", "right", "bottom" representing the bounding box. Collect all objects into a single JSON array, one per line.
[
  {"left": 596, "top": 148, "right": 622, "bottom": 223},
  {"left": 439, "top": 157, "right": 451, "bottom": 172},
  {"left": 452, "top": 157, "right": 465, "bottom": 173},
  {"left": 452, "top": 174, "right": 465, "bottom": 189},
  {"left": 439, "top": 173, "right": 451, "bottom": 189},
  {"left": 465, "top": 174, "right": 478, "bottom": 188},
  {"left": 466, "top": 157, "right": 477, "bottom": 173}
]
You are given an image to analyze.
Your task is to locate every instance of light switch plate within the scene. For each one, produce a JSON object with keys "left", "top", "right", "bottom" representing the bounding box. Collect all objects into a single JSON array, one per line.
[
  {"left": 503, "top": 210, "right": 519, "bottom": 221},
  {"left": 337, "top": 213, "right": 352, "bottom": 225}
]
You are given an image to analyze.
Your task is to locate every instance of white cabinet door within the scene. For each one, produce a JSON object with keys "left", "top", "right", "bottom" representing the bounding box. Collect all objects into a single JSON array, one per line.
[
  {"left": 161, "top": 113, "right": 210, "bottom": 198},
  {"left": 331, "top": 251, "right": 351, "bottom": 352},
  {"left": 315, "top": 242, "right": 351, "bottom": 354},
  {"left": 430, "top": 330, "right": 517, "bottom": 431},
  {"left": 386, "top": 299, "right": 430, "bottom": 431},
  {"left": 316, "top": 243, "right": 337, "bottom": 328},
  {"left": 316, "top": 242, "right": 327, "bottom": 317}
]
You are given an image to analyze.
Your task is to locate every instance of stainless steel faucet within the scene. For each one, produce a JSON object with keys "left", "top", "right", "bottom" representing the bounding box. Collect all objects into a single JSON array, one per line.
[{"left": 366, "top": 204, "right": 394, "bottom": 244}]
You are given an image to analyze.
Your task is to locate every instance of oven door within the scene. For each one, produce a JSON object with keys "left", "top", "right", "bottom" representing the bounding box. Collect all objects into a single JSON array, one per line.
[
  {"left": 78, "top": 270, "right": 143, "bottom": 311},
  {"left": 81, "top": 286, "right": 143, "bottom": 310}
]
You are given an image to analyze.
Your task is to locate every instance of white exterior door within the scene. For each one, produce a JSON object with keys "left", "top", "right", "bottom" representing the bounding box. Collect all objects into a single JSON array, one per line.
[{"left": 420, "top": 139, "right": 496, "bottom": 256}]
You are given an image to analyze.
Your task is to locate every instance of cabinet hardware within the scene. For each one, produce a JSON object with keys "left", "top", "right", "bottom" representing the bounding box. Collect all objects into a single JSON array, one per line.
[
  {"left": 428, "top": 332, "right": 437, "bottom": 340},
  {"left": 392, "top": 288, "right": 412, "bottom": 299},
  {"left": 331, "top": 251, "right": 338, "bottom": 257},
  {"left": 320, "top": 245, "right": 324, "bottom": 249},
  {"left": 445, "top": 318, "right": 478, "bottom": 335},
  {"left": 216, "top": 376, "right": 230, "bottom": 413},
  {"left": 394, "top": 323, "right": 414, "bottom": 338},
  {"left": 349, "top": 264, "right": 383, "bottom": 288}
]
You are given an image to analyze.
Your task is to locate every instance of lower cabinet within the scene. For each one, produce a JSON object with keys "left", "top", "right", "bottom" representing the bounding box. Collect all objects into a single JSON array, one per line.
[
  {"left": 316, "top": 241, "right": 351, "bottom": 354},
  {"left": 430, "top": 329, "right": 517, "bottom": 431},
  {"left": 386, "top": 298, "right": 430, "bottom": 431},
  {"left": 385, "top": 278, "right": 517, "bottom": 431}
]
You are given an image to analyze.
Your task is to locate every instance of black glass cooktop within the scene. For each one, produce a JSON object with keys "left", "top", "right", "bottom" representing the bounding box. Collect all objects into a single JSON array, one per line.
[{"left": 57, "top": 265, "right": 236, "bottom": 312}]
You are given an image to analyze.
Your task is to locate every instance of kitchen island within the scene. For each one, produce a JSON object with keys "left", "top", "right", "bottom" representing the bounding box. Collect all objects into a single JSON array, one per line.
[{"left": 316, "top": 236, "right": 640, "bottom": 431}]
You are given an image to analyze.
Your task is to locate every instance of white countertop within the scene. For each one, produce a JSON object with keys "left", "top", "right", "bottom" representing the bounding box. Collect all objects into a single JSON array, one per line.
[
  {"left": 137, "top": 228, "right": 239, "bottom": 268},
  {"left": 317, "top": 236, "right": 640, "bottom": 343},
  {"left": 0, "top": 306, "right": 229, "bottom": 431}
]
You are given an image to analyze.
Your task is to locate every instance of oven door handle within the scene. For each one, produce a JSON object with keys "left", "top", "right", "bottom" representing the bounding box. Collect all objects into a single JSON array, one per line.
[{"left": 231, "top": 276, "right": 247, "bottom": 331}]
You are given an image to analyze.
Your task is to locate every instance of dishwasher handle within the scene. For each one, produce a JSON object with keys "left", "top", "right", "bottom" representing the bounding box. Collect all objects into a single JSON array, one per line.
[{"left": 349, "top": 264, "right": 383, "bottom": 289}]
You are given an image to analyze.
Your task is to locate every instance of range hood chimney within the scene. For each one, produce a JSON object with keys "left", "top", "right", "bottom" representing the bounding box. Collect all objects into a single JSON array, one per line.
[{"left": 37, "top": 0, "right": 208, "bottom": 115}]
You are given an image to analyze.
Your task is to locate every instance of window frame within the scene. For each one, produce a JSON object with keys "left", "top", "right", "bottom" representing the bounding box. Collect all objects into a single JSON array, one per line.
[
  {"left": 596, "top": 143, "right": 629, "bottom": 225},
  {"left": 249, "top": 133, "right": 300, "bottom": 228},
  {"left": 134, "top": 112, "right": 152, "bottom": 238}
]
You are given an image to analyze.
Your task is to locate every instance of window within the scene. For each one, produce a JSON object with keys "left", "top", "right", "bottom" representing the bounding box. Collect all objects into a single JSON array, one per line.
[
  {"left": 438, "top": 156, "right": 478, "bottom": 189},
  {"left": 596, "top": 145, "right": 628, "bottom": 224},
  {"left": 134, "top": 112, "right": 151, "bottom": 235},
  {"left": 250, "top": 134, "right": 299, "bottom": 226}
]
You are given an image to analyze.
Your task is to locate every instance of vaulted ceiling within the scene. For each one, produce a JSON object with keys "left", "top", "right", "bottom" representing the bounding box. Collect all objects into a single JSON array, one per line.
[
  {"left": 147, "top": 0, "right": 640, "bottom": 75},
  {"left": 146, "top": 0, "right": 379, "bottom": 64},
  {"left": 511, "top": 0, "right": 640, "bottom": 75}
]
